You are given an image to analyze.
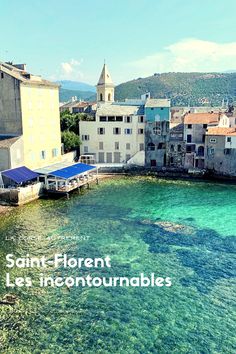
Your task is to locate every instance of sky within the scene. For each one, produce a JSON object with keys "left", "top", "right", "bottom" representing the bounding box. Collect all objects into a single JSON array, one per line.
[{"left": 0, "top": 0, "right": 236, "bottom": 85}]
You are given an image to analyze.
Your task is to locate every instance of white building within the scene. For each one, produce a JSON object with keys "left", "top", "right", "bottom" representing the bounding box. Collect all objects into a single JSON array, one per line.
[{"left": 79, "top": 64, "right": 145, "bottom": 165}]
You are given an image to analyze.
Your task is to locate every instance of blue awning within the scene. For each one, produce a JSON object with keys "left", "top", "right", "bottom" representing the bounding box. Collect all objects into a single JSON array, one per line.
[
  {"left": 1, "top": 166, "right": 38, "bottom": 184},
  {"left": 49, "top": 163, "right": 96, "bottom": 179}
]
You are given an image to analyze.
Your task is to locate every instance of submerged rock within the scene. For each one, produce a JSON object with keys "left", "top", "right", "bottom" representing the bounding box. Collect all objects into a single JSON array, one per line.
[{"left": 141, "top": 220, "right": 194, "bottom": 235}]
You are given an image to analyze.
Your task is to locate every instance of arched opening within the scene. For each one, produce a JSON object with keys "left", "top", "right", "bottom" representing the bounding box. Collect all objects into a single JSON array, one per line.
[
  {"left": 108, "top": 93, "right": 111, "bottom": 101},
  {"left": 100, "top": 93, "right": 103, "bottom": 101},
  {"left": 147, "top": 142, "right": 155, "bottom": 151},
  {"left": 198, "top": 146, "right": 204, "bottom": 156}
]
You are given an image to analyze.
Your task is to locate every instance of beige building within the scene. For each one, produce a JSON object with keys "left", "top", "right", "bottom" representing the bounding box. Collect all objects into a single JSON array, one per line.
[
  {"left": 79, "top": 64, "right": 145, "bottom": 165},
  {"left": 0, "top": 62, "right": 62, "bottom": 170}
]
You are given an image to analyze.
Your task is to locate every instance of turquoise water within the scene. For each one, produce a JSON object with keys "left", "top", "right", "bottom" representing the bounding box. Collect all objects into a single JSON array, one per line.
[{"left": 0, "top": 177, "right": 236, "bottom": 353}]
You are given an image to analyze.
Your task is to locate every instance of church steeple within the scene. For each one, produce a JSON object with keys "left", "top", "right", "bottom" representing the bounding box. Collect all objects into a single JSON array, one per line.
[{"left": 96, "top": 63, "right": 114, "bottom": 104}]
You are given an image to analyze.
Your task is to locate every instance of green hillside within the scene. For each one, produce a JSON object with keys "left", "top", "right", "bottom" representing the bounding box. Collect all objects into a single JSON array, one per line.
[
  {"left": 115, "top": 72, "right": 236, "bottom": 106},
  {"left": 59, "top": 88, "right": 96, "bottom": 103}
]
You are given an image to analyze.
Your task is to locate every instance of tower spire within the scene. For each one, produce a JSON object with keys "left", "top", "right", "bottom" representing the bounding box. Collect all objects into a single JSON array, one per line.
[{"left": 96, "top": 63, "right": 114, "bottom": 104}]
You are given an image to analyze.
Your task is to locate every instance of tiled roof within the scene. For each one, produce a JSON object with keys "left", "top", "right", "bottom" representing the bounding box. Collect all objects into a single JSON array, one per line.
[
  {"left": 145, "top": 99, "right": 171, "bottom": 108},
  {"left": 0, "top": 62, "right": 59, "bottom": 88},
  {"left": 206, "top": 127, "right": 236, "bottom": 136},
  {"left": 0, "top": 136, "right": 20, "bottom": 148},
  {"left": 184, "top": 113, "right": 219, "bottom": 124}
]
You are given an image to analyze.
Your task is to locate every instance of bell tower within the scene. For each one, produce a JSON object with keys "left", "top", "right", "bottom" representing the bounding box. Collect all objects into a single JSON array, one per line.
[{"left": 96, "top": 63, "right": 114, "bottom": 104}]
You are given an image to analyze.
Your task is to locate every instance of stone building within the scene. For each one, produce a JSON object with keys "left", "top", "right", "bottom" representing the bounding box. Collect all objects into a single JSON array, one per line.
[
  {"left": 166, "top": 123, "right": 185, "bottom": 168},
  {"left": 205, "top": 127, "right": 236, "bottom": 176},
  {"left": 184, "top": 113, "right": 219, "bottom": 169},
  {"left": 144, "top": 99, "right": 171, "bottom": 168}
]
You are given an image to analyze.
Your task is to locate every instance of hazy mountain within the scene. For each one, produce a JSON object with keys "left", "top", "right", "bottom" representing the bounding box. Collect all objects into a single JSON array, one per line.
[
  {"left": 115, "top": 72, "right": 236, "bottom": 106},
  {"left": 57, "top": 80, "right": 96, "bottom": 92},
  {"left": 59, "top": 88, "right": 96, "bottom": 103}
]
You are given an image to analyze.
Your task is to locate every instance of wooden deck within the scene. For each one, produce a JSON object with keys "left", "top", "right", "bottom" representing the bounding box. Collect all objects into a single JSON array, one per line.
[{"left": 46, "top": 176, "right": 98, "bottom": 197}]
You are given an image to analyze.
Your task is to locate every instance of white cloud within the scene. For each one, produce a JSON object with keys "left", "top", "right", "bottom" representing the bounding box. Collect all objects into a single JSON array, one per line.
[
  {"left": 127, "top": 39, "right": 236, "bottom": 77},
  {"left": 60, "top": 58, "right": 84, "bottom": 79}
]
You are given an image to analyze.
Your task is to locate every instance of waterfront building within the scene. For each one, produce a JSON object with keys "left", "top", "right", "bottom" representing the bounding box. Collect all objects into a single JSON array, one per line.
[
  {"left": 144, "top": 99, "right": 171, "bottom": 168},
  {"left": 79, "top": 64, "right": 145, "bottom": 165},
  {"left": 183, "top": 112, "right": 219, "bottom": 169},
  {"left": 205, "top": 126, "right": 236, "bottom": 176},
  {"left": 79, "top": 64, "right": 171, "bottom": 167},
  {"left": 0, "top": 62, "right": 62, "bottom": 171},
  {"left": 166, "top": 123, "right": 185, "bottom": 168}
]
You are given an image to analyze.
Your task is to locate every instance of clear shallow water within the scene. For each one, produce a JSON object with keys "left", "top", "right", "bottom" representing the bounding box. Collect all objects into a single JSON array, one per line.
[{"left": 0, "top": 177, "right": 236, "bottom": 354}]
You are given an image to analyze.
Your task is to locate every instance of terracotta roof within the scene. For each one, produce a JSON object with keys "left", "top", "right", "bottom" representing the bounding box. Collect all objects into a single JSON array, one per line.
[
  {"left": 184, "top": 113, "right": 219, "bottom": 124},
  {"left": 0, "top": 136, "right": 20, "bottom": 148},
  {"left": 206, "top": 127, "right": 236, "bottom": 136}
]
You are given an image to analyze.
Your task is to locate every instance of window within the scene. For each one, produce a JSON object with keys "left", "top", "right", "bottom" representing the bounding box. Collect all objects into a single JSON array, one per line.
[
  {"left": 187, "top": 134, "right": 192, "bottom": 143},
  {"left": 139, "top": 143, "right": 144, "bottom": 151},
  {"left": 138, "top": 128, "right": 144, "bottom": 134},
  {"left": 100, "top": 93, "right": 103, "bottom": 101},
  {"left": 187, "top": 124, "right": 192, "bottom": 129},
  {"left": 98, "top": 152, "right": 105, "bottom": 163},
  {"left": 113, "top": 127, "right": 121, "bottom": 135},
  {"left": 177, "top": 145, "right": 181, "bottom": 152},
  {"left": 115, "top": 142, "right": 119, "bottom": 150},
  {"left": 202, "top": 135, "right": 205, "bottom": 143},
  {"left": 210, "top": 138, "right": 216, "bottom": 143},
  {"left": 99, "top": 116, "right": 107, "bottom": 122},
  {"left": 227, "top": 137, "right": 232, "bottom": 143},
  {"left": 209, "top": 148, "right": 214, "bottom": 156},
  {"left": 1, "top": 72, "right": 4, "bottom": 79},
  {"left": 52, "top": 148, "right": 58, "bottom": 157},
  {"left": 170, "top": 144, "right": 174, "bottom": 152},
  {"left": 108, "top": 93, "right": 111, "bottom": 101},
  {"left": 138, "top": 116, "right": 144, "bottom": 123},
  {"left": 99, "top": 142, "right": 104, "bottom": 150},
  {"left": 97, "top": 128, "right": 105, "bottom": 135},
  {"left": 114, "top": 152, "right": 121, "bottom": 163},
  {"left": 108, "top": 116, "right": 115, "bottom": 122},
  {"left": 147, "top": 143, "right": 155, "bottom": 151},
  {"left": 41, "top": 150, "right": 46, "bottom": 159},
  {"left": 198, "top": 146, "right": 204, "bottom": 157},
  {"left": 170, "top": 157, "right": 174, "bottom": 164},
  {"left": 125, "top": 116, "right": 132, "bottom": 123},
  {"left": 203, "top": 124, "right": 208, "bottom": 129},
  {"left": 126, "top": 143, "right": 130, "bottom": 150},
  {"left": 153, "top": 127, "right": 161, "bottom": 135},
  {"left": 224, "top": 148, "right": 231, "bottom": 155},
  {"left": 84, "top": 146, "right": 88, "bottom": 153},
  {"left": 82, "top": 135, "right": 90, "bottom": 141},
  {"left": 106, "top": 152, "right": 112, "bottom": 163},
  {"left": 124, "top": 128, "right": 132, "bottom": 135},
  {"left": 116, "top": 116, "right": 123, "bottom": 122},
  {"left": 157, "top": 143, "right": 164, "bottom": 149}
]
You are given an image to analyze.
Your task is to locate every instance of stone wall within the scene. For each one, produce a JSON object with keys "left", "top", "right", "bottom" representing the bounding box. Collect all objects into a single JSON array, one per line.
[{"left": 0, "top": 182, "right": 44, "bottom": 206}]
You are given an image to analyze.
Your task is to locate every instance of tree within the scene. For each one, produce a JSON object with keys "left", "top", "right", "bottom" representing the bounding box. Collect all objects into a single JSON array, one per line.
[{"left": 61, "top": 131, "right": 81, "bottom": 152}]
